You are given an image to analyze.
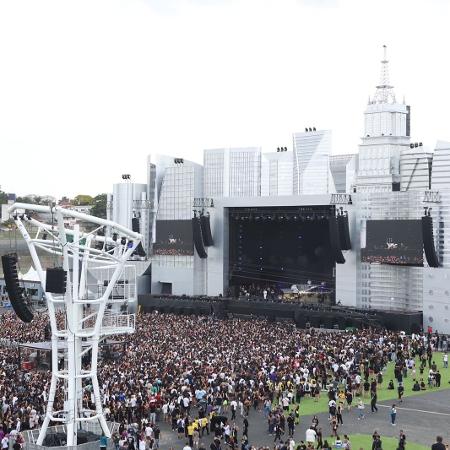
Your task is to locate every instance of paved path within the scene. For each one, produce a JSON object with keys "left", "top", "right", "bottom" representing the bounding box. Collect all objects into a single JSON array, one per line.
[{"left": 158, "top": 389, "right": 450, "bottom": 449}]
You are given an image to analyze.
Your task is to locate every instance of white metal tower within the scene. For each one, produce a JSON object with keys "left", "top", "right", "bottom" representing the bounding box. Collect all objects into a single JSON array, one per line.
[
  {"left": 373, "top": 44, "right": 396, "bottom": 104},
  {"left": 8, "top": 203, "right": 142, "bottom": 447}
]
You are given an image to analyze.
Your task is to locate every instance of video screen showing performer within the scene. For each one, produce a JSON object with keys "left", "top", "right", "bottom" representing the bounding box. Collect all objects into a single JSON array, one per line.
[
  {"left": 153, "top": 220, "right": 194, "bottom": 256},
  {"left": 361, "top": 219, "right": 423, "bottom": 266}
]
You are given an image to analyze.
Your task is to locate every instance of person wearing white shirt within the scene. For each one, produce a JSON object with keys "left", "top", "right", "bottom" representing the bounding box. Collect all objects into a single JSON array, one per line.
[
  {"left": 145, "top": 425, "right": 153, "bottom": 438},
  {"left": 306, "top": 427, "right": 317, "bottom": 444},
  {"left": 288, "top": 437, "right": 296, "bottom": 450}
]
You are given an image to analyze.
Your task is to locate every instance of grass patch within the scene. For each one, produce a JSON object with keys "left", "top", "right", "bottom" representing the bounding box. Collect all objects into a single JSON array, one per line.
[
  {"left": 323, "top": 433, "right": 428, "bottom": 450},
  {"left": 290, "top": 352, "right": 450, "bottom": 416}
]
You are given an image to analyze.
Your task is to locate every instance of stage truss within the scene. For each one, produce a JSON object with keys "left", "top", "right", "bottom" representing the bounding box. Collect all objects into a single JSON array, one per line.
[{"left": 8, "top": 203, "right": 142, "bottom": 447}]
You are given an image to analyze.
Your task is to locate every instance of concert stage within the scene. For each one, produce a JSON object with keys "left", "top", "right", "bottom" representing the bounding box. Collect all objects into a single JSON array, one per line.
[{"left": 138, "top": 295, "right": 423, "bottom": 333}]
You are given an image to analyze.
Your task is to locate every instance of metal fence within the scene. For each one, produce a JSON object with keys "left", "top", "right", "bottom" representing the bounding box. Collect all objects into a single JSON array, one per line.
[{"left": 24, "top": 422, "right": 119, "bottom": 450}]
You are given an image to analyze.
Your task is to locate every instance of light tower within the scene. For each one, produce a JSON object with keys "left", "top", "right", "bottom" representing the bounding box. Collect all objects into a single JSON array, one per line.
[{"left": 7, "top": 203, "right": 141, "bottom": 447}]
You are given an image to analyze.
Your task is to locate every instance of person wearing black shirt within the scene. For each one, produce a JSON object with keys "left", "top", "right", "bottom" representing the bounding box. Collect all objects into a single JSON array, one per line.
[
  {"left": 397, "top": 430, "right": 406, "bottom": 450},
  {"left": 435, "top": 370, "right": 441, "bottom": 387},
  {"left": 364, "top": 380, "right": 370, "bottom": 398},
  {"left": 336, "top": 405, "right": 343, "bottom": 425},
  {"left": 316, "top": 427, "right": 323, "bottom": 449},
  {"left": 287, "top": 414, "right": 295, "bottom": 437},
  {"left": 243, "top": 417, "right": 248, "bottom": 438},
  {"left": 432, "top": 436, "right": 446, "bottom": 450},
  {"left": 372, "top": 435, "right": 382, "bottom": 450},
  {"left": 397, "top": 383, "right": 404, "bottom": 403},
  {"left": 345, "top": 391, "right": 353, "bottom": 410},
  {"left": 371, "top": 391, "right": 378, "bottom": 412}
]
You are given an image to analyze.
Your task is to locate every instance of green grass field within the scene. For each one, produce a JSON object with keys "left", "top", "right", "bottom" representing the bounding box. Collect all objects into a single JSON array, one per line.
[
  {"left": 290, "top": 352, "right": 449, "bottom": 416},
  {"left": 323, "top": 433, "right": 428, "bottom": 450}
]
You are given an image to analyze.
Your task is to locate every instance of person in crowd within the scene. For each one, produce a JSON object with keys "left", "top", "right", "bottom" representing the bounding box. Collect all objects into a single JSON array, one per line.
[
  {"left": 371, "top": 391, "right": 378, "bottom": 413},
  {"left": 357, "top": 399, "right": 365, "bottom": 420},
  {"left": 432, "top": 436, "right": 446, "bottom": 450},
  {"left": 391, "top": 404, "right": 397, "bottom": 426},
  {"left": 397, "top": 383, "right": 404, "bottom": 403},
  {"left": 397, "top": 430, "right": 406, "bottom": 450}
]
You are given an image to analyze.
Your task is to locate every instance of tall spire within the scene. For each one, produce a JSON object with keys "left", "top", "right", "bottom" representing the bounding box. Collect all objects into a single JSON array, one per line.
[{"left": 373, "top": 45, "right": 396, "bottom": 104}]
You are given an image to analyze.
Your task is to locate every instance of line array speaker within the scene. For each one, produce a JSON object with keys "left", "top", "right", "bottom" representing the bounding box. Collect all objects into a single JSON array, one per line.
[
  {"left": 422, "top": 215, "right": 439, "bottom": 267},
  {"left": 192, "top": 217, "right": 207, "bottom": 258},
  {"left": 131, "top": 217, "right": 140, "bottom": 233},
  {"left": 1, "top": 254, "right": 34, "bottom": 323},
  {"left": 200, "top": 214, "right": 214, "bottom": 246},
  {"left": 337, "top": 214, "right": 351, "bottom": 250},
  {"left": 328, "top": 216, "right": 345, "bottom": 264}
]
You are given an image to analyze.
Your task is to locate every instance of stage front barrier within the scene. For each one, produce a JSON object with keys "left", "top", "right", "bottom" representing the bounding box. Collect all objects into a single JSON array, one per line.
[{"left": 138, "top": 295, "right": 423, "bottom": 333}]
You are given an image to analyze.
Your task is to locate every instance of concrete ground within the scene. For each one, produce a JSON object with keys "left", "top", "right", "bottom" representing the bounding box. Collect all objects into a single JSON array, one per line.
[{"left": 157, "top": 389, "right": 450, "bottom": 449}]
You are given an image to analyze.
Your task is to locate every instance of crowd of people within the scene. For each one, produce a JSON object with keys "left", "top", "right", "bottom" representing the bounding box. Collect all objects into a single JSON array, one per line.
[{"left": 0, "top": 310, "right": 448, "bottom": 449}]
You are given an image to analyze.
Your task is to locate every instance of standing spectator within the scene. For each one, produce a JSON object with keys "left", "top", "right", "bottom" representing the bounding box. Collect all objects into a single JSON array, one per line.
[
  {"left": 357, "top": 399, "right": 365, "bottom": 420},
  {"left": 432, "top": 436, "right": 446, "bottom": 450},
  {"left": 371, "top": 391, "right": 378, "bottom": 413},
  {"left": 398, "top": 430, "right": 406, "bottom": 450},
  {"left": 99, "top": 433, "right": 108, "bottom": 450},
  {"left": 305, "top": 427, "right": 317, "bottom": 447},
  {"left": 372, "top": 435, "right": 382, "bottom": 450},
  {"left": 391, "top": 404, "right": 397, "bottom": 426},
  {"left": 397, "top": 383, "right": 404, "bottom": 403}
]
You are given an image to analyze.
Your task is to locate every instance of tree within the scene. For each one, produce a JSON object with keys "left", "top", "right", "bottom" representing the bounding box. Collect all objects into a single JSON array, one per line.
[
  {"left": 90, "top": 194, "right": 107, "bottom": 219},
  {"left": 0, "top": 191, "right": 8, "bottom": 204},
  {"left": 16, "top": 196, "right": 34, "bottom": 204},
  {"left": 73, "top": 195, "right": 94, "bottom": 206}
]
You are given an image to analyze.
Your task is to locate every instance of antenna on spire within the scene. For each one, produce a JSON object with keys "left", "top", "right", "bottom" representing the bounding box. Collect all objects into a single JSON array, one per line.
[{"left": 373, "top": 44, "right": 396, "bottom": 104}]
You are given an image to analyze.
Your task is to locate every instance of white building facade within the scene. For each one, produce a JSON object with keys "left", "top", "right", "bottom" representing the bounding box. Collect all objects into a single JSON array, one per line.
[
  {"left": 293, "top": 129, "right": 333, "bottom": 195},
  {"left": 204, "top": 147, "right": 261, "bottom": 198},
  {"left": 261, "top": 149, "right": 294, "bottom": 196}
]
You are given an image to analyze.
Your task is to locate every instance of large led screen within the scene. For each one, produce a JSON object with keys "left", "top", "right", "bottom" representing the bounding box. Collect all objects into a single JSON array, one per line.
[
  {"left": 361, "top": 219, "right": 423, "bottom": 266},
  {"left": 154, "top": 220, "right": 194, "bottom": 256}
]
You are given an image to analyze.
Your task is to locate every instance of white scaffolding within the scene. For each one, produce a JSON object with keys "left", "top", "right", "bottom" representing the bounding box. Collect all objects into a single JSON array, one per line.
[{"left": 8, "top": 203, "right": 142, "bottom": 447}]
